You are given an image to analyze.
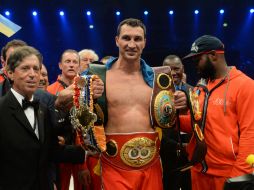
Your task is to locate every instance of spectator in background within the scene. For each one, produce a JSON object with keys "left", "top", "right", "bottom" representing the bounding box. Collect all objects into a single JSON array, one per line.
[
  {"left": 0, "top": 39, "right": 27, "bottom": 87},
  {"left": 160, "top": 55, "right": 192, "bottom": 190},
  {"left": 163, "top": 55, "right": 192, "bottom": 91},
  {"left": 79, "top": 49, "right": 99, "bottom": 75},
  {"left": 47, "top": 49, "right": 103, "bottom": 190},
  {"left": 38, "top": 64, "right": 49, "bottom": 91}
]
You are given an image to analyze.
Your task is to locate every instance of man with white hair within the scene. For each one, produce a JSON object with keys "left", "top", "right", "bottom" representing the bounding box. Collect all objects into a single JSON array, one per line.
[{"left": 79, "top": 49, "right": 99, "bottom": 75}]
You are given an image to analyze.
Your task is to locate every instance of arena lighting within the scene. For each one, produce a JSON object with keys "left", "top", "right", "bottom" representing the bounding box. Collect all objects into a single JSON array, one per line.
[
  {"left": 220, "top": 9, "right": 225, "bottom": 14},
  {"left": 86, "top": 11, "right": 91, "bottom": 16},
  {"left": 59, "top": 11, "right": 64, "bottom": 16},
  {"left": 144, "top": 11, "right": 148, "bottom": 15},
  {"left": 223, "top": 22, "right": 228, "bottom": 27},
  {"left": 32, "top": 11, "right": 37, "bottom": 16},
  {"left": 89, "top": 24, "right": 94, "bottom": 29},
  {"left": 250, "top": 9, "right": 254, "bottom": 13},
  {"left": 116, "top": 11, "right": 120, "bottom": 16},
  {"left": 5, "top": 11, "right": 10, "bottom": 16},
  {"left": 194, "top": 10, "right": 199, "bottom": 14},
  {"left": 169, "top": 10, "right": 174, "bottom": 15}
]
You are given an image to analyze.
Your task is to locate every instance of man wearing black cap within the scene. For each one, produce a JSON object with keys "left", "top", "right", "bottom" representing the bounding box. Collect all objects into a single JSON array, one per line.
[{"left": 182, "top": 35, "right": 254, "bottom": 190}]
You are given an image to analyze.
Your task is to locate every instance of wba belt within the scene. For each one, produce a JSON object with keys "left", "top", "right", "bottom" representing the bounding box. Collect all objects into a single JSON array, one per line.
[{"left": 101, "top": 132, "right": 160, "bottom": 170}]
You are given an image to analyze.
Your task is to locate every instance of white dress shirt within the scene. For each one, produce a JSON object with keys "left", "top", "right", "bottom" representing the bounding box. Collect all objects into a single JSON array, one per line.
[{"left": 11, "top": 88, "right": 39, "bottom": 139}]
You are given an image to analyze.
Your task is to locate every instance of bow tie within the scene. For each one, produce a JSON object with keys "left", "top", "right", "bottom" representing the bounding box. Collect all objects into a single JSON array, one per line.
[{"left": 22, "top": 98, "right": 40, "bottom": 110}]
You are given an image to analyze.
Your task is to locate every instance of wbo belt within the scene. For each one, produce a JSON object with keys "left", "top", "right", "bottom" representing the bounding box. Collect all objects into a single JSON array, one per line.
[{"left": 101, "top": 132, "right": 160, "bottom": 170}]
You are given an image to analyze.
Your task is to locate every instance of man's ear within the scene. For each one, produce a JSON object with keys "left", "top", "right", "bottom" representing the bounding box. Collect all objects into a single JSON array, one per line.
[
  {"left": 0, "top": 56, "right": 6, "bottom": 68},
  {"left": 208, "top": 50, "right": 218, "bottom": 63},
  {"left": 59, "top": 62, "right": 62, "bottom": 70},
  {"left": 8, "top": 70, "right": 14, "bottom": 81},
  {"left": 115, "top": 36, "right": 119, "bottom": 47}
]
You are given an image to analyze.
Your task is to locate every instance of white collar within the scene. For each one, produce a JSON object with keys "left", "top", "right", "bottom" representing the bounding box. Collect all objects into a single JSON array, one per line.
[{"left": 11, "top": 88, "right": 34, "bottom": 106}]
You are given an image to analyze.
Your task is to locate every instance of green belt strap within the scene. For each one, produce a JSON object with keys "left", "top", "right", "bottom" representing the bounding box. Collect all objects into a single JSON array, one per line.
[{"left": 89, "top": 63, "right": 108, "bottom": 124}]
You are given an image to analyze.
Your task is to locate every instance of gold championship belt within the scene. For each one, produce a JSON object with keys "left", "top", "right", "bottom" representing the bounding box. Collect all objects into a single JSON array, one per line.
[
  {"left": 151, "top": 66, "right": 176, "bottom": 128},
  {"left": 70, "top": 75, "right": 106, "bottom": 152},
  {"left": 120, "top": 137, "right": 157, "bottom": 168},
  {"left": 182, "top": 87, "right": 207, "bottom": 172}
]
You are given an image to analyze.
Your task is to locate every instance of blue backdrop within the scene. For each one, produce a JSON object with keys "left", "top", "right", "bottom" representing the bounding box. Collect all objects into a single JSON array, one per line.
[{"left": 0, "top": 0, "right": 253, "bottom": 85}]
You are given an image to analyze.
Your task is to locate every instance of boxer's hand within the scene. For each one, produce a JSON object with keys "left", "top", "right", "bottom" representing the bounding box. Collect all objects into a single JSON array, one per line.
[
  {"left": 92, "top": 77, "right": 104, "bottom": 99},
  {"left": 55, "top": 84, "right": 74, "bottom": 110},
  {"left": 174, "top": 90, "right": 187, "bottom": 110},
  {"left": 58, "top": 136, "right": 65, "bottom": 145}
]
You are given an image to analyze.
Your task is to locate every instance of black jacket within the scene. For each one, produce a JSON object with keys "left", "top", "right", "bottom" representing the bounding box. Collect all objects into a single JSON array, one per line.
[{"left": 0, "top": 91, "right": 85, "bottom": 190}]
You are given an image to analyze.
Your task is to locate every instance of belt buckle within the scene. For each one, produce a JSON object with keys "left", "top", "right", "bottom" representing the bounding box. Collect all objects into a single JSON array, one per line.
[{"left": 120, "top": 137, "right": 157, "bottom": 168}]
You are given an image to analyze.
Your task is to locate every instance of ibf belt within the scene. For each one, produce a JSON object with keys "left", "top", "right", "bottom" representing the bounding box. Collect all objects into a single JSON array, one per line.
[
  {"left": 102, "top": 132, "right": 160, "bottom": 170},
  {"left": 151, "top": 66, "right": 176, "bottom": 128}
]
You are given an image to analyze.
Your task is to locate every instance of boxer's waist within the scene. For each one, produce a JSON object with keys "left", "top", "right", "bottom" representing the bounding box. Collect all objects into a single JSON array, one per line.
[{"left": 102, "top": 132, "right": 160, "bottom": 170}]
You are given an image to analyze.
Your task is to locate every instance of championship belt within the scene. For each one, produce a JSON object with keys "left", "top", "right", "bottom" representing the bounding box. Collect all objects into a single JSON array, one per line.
[
  {"left": 185, "top": 88, "right": 207, "bottom": 173},
  {"left": 151, "top": 66, "right": 176, "bottom": 128},
  {"left": 120, "top": 137, "right": 157, "bottom": 168},
  {"left": 70, "top": 75, "right": 106, "bottom": 152}
]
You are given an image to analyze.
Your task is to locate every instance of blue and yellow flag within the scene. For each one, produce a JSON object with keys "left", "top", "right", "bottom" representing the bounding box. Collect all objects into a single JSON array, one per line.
[{"left": 0, "top": 14, "right": 21, "bottom": 37}]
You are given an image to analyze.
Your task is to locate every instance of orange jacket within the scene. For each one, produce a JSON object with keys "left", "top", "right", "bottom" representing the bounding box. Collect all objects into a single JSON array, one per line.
[
  {"left": 47, "top": 76, "right": 65, "bottom": 95},
  {"left": 180, "top": 67, "right": 254, "bottom": 177},
  {"left": 0, "top": 69, "right": 7, "bottom": 83},
  {"left": 0, "top": 75, "right": 4, "bottom": 83}
]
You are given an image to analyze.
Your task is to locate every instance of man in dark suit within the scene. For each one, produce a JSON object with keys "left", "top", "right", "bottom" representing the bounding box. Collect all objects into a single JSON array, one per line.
[
  {"left": 0, "top": 46, "right": 86, "bottom": 190},
  {"left": 160, "top": 54, "right": 192, "bottom": 190}
]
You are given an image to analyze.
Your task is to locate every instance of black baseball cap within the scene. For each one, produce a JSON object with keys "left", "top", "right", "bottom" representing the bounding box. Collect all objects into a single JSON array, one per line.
[{"left": 183, "top": 35, "right": 225, "bottom": 59}]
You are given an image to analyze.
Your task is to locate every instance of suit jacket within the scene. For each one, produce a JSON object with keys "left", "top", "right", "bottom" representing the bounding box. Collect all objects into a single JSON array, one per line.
[
  {"left": 0, "top": 80, "right": 58, "bottom": 131},
  {"left": 0, "top": 91, "right": 85, "bottom": 190}
]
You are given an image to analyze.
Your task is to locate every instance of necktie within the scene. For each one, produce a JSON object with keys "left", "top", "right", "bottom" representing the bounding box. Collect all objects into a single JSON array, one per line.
[{"left": 22, "top": 98, "right": 40, "bottom": 110}]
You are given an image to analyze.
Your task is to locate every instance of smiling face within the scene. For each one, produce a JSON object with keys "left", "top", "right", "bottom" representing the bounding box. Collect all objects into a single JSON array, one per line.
[
  {"left": 115, "top": 24, "right": 146, "bottom": 61},
  {"left": 59, "top": 51, "right": 79, "bottom": 79},
  {"left": 9, "top": 54, "right": 41, "bottom": 99},
  {"left": 163, "top": 57, "right": 184, "bottom": 85},
  {"left": 38, "top": 64, "right": 49, "bottom": 90}
]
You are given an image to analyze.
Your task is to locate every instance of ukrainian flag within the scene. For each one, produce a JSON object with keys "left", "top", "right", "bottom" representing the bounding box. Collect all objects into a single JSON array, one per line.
[{"left": 0, "top": 14, "right": 21, "bottom": 37}]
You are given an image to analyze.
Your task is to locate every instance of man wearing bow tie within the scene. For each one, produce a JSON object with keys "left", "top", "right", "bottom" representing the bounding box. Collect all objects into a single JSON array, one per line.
[{"left": 0, "top": 46, "right": 86, "bottom": 190}]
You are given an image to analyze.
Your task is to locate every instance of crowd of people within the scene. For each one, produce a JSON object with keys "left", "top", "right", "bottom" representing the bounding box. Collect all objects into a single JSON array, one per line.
[{"left": 0, "top": 18, "right": 254, "bottom": 190}]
